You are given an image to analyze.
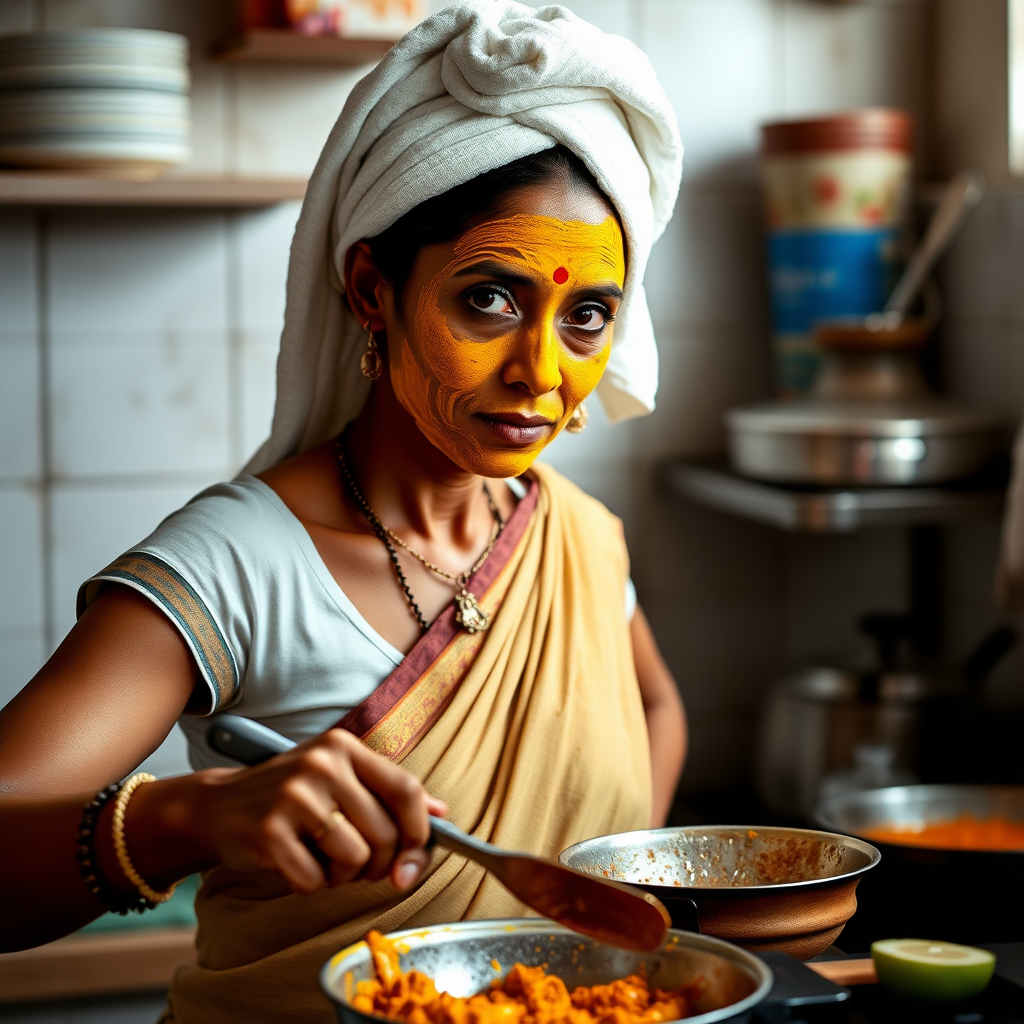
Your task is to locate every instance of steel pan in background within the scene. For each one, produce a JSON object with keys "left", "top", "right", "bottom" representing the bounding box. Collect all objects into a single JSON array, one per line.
[
  {"left": 320, "top": 919, "right": 848, "bottom": 1024},
  {"left": 815, "top": 784, "right": 1024, "bottom": 947},
  {"left": 755, "top": 663, "right": 926, "bottom": 818},
  {"left": 726, "top": 398, "right": 997, "bottom": 486},
  {"left": 726, "top": 318, "right": 1000, "bottom": 486},
  {"left": 559, "top": 826, "right": 880, "bottom": 960}
]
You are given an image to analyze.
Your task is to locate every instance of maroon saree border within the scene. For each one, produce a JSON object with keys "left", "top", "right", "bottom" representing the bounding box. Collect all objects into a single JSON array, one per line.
[{"left": 334, "top": 477, "right": 539, "bottom": 738}]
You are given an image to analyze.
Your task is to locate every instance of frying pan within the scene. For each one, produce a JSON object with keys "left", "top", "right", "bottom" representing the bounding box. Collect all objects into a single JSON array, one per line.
[
  {"left": 559, "top": 826, "right": 880, "bottom": 960},
  {"left": 815, "top": 784, "right": 1024, "bottom": 947},
  {"left": 320, "top": 919, "right": 850, "bottom": 1024}
]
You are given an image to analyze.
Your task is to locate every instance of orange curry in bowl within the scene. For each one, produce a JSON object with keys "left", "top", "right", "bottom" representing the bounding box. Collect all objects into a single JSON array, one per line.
[
  {"left": 861, "top": 814, "right": 1024, "bottom": 851},
  {"left": 353, "top": 931, "right": 705, "bottom": 1024}
]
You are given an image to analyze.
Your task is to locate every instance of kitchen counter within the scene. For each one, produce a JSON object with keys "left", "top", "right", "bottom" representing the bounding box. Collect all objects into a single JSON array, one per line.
[{"left": 0, "top": 927, "right": 195, "bottom": 1004}]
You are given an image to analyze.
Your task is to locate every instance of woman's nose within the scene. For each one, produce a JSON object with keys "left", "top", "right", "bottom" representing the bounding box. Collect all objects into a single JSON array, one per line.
[{"left": 502, "top": 320, "right": 562, "bottom": 396}]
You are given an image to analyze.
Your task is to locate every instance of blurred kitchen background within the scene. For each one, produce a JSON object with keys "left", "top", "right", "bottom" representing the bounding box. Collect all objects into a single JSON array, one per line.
[
  {"left": 4, "top": 0, "right": 1020, "bottom": 792},
  {"left": 0, "top": 0, "right": 1019, "bottom": 802},
  {"left": 0, "top": 0, "right": 1023, "bottom": 1013},
  {"left": 1, "top": 0, "right": 1021, "bottom": 792}
]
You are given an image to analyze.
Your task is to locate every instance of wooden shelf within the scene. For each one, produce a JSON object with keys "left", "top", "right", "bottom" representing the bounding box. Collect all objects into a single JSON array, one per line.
[
  {"left": 0, "top": 172, "right": 306, "bottom": 206},
  {"left": 215, "top": 28, "right": 394, "bottom": 65},
  {"left": 0, "top": 927, "right": 196, "bottom": 1002}
]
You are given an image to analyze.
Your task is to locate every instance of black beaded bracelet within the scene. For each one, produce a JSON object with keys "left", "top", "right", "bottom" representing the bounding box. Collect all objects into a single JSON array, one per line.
[{"left": 76, "top": 782, "right": 154, "bottom": 915}]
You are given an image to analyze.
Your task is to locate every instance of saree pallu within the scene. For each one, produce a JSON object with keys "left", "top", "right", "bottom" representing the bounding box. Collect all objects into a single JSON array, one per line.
[{"left": 165, "top": 464, "right": 651, "bottom": 1023}]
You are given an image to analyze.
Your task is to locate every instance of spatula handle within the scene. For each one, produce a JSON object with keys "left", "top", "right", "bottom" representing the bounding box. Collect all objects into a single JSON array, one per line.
[
  {"left": 428, "top": 815, "right": 503, "bottom": 872},
  {"left": 206, "top": 713, "right": 296, "bottom": 765}
]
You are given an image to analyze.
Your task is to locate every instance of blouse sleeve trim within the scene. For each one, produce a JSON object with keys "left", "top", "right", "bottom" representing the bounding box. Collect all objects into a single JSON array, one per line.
[{"left": 77, "top": 551, "right": 238, "bottom": 713}]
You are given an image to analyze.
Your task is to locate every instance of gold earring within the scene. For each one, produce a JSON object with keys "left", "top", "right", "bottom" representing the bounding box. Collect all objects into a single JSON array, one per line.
[
  {"left": 360, "top": 322, "right": 383, "bottom": 381},
  {"left": 565, "top": 402, "right": 588, "bottom": 434}
]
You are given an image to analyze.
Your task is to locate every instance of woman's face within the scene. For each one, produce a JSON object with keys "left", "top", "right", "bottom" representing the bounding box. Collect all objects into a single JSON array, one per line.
[{"left": 382, "top": 185, "right": 626, "bottom": 478}]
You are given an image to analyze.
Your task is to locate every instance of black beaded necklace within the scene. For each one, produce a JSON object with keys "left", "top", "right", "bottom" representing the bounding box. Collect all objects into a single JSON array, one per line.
[{"left": 334, "top": 431, "right": 503, "bottom": 635}]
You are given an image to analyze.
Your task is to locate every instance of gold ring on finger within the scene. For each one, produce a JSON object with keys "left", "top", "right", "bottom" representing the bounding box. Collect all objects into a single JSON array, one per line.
[{"left": 313, "top": 809, "right": 347, "bottom": 845}]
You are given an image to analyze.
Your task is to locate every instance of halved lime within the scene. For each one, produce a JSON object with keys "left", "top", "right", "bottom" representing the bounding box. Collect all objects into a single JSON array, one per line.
[{"left": 871, "top": 939, "right": 996, "bottom": 1001}]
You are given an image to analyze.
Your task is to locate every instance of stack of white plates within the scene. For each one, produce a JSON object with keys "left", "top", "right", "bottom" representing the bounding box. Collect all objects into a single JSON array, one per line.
[{"left": 0, "top": 29, "right": 190, "bottom": 175}]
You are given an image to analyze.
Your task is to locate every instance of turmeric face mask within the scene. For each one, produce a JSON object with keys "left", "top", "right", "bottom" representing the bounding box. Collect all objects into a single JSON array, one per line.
[{"left": 387, "top": 213, "right": 626, "bottom": 478}]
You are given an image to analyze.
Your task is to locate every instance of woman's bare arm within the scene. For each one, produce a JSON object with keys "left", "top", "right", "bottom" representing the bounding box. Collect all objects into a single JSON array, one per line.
[
  {"left": 0, "top": 586, "right": 441, "bottom": 952},
  {"left": 0, "top": 586, "right": 198, "bottom": 947},
  {"left": 0, "top": 586, "right": 197, "bottom": 796},
  {"left": 631, "top": 605, "right": 687, "bottom": 827}
]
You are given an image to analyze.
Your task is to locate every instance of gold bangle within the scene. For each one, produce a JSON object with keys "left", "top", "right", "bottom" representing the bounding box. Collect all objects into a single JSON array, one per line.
[{"left": 111, "top": 772, "right": 178, "bottom": 904}]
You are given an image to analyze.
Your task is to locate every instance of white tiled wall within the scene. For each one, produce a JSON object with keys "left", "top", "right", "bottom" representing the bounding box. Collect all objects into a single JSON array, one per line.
[
  {"left": 13, "top": 0, "right": 1012, "bottom": 796},
  {"left": 639, "top": 0, "right": 777, "bottom": 182},
  {"left": 778, "top": 0, "right": 929, "bottom": 164},
  {"left": 48, "top": 481, "right": 212, "bottom": 641},
  {"left": 0, "top": 205, "right": 42, "bottom": 710}
]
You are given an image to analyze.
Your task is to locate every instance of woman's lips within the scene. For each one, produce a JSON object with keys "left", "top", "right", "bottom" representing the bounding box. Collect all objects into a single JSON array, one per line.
[{"left": 479, "top": 413, "right": 556, "bottom": 445}]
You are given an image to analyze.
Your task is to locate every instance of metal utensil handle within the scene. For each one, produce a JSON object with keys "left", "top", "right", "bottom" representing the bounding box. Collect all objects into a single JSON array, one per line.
[
  {"left": 756, "top": 952, "right": 851, "bottom": 1009},
  {"left": 884, "top": 170, "right": 986, "bottom": 316},
  {"left": 427, "top": 815, "right": 505, "bottom": 872},
  {"left": 206, "top": 713, "right": 297, "bottom": 766}
]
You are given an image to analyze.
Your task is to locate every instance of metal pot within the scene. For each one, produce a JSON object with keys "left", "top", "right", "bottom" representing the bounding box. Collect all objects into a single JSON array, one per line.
[
  {"left": 558, "top": 826, "right": 879, "bottom": 960},
  {"left": 814, "top": 784, "right": 1024, "bottom": 947},
  {"left": 320, "top": 919, "right": 848, "bottom": 1024},
  {"left": 756, "top": 620, "right": 1019, "bottom": 817},
  {"left": 726, "top": 319, "right": 999, "bottom": 486},
  {"left": 755, "top": 665, "right": 929, "bottom": 818}
]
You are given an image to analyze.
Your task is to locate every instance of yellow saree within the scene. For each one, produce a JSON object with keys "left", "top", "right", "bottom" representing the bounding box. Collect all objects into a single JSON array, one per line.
[{"left": 165, "top": 463, "right": 651, "bottom": 1023}]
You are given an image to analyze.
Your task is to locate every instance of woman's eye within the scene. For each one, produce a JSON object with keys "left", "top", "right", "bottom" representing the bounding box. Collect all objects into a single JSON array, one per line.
[
  {"left": 564, "top": 304, "right": 611, "bottom": 332},
  {"left": 467, "top": 288, "right": 515, "bottom": 316}
]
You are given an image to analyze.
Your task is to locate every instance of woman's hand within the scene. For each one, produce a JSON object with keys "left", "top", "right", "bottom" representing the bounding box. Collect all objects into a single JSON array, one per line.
[{"left": 152, "top": 729, "right": 446, "bottom": 895}]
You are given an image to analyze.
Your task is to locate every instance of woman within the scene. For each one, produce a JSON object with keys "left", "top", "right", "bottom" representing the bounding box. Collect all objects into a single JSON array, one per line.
[{"left": 0, "top": 3, "right": 685, "bottom": 1021}]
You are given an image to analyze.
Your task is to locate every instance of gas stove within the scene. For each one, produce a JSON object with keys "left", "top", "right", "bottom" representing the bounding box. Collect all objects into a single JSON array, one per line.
[{"left": 750, "top": 944, "right": 1024, "bottom": 1024}]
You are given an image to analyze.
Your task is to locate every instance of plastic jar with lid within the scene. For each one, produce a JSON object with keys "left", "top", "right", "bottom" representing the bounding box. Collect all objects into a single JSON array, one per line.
[{"left": 761, "top": 109, "right": 913, "bottom": 395}]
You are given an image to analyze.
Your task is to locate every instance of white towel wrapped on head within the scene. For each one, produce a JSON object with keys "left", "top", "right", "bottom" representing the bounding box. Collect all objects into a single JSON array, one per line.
[{"left": 245, "top": 0, "right": 683, "bottom": 473}]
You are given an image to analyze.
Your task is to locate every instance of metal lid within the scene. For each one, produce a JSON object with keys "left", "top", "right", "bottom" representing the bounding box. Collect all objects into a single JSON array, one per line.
[{"left": 762, "top": 109, "right": 912, "bottom": 155}]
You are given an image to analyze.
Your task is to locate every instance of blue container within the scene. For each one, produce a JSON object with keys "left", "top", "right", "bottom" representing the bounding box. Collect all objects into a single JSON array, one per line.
[
  {"left": 768, "top": 226, "right": 900, "bottom": 393},
  {"left": 761, "top": 112, "right": 912, "bottom": 394}
]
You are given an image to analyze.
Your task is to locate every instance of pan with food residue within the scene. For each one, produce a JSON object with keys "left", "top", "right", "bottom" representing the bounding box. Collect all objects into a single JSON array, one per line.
[
  {"left": 559, "top": 826, "right": 879, "bottom": 960},
  {"left": 815, "top": 784, "right": 1024, "bottom": 946},
  {"left": 320, "top": 919, "right": 851, "bottom": 1024}
]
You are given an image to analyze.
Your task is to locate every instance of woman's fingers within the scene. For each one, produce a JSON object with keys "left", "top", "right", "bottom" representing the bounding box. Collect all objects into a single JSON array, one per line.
[
  {"left": 312, "top": 810, "right": 374, "bottom": 886},
  {"left": 205, "top": 728, "right": 444, "bottom": 894},
  {"left": 392, "top": 847, "right": 430, "bottom": 890},
  {"left": 263, "top": 818, "right": 329, "bottom": 894},
  {"left": 339, "top": 732, "right": 433, "bottom": 849},
  {"left": 298, "top": 738, "right": 401, "bottom": 882}
]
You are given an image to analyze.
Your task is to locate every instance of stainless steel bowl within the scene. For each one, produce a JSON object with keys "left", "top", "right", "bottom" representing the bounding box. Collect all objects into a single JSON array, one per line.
[
  {"left": 559, "top": 826, "right": 880, "bottom": 959},
  {"left": 814, "top": 785, "right": 1024, "bottom": 946},
  {"left": 727, "top": 399, "right": 998, "bottom": 486},
  {"left": 815, "top": 783, "right": 1024, "bottom": 838},
  {"left": 320, "top": 920, "right": 772, "bottom": 1024}
]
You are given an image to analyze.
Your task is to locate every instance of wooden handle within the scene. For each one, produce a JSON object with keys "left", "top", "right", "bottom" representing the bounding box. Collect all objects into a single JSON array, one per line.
[{"left": 806, "top": 958, "right": 878, "bottom": 986}]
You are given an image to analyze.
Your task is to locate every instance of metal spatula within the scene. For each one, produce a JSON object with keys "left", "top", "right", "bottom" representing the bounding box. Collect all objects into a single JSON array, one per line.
[{"left": 206, "top": 714, "right": 670, "bottom": 951}]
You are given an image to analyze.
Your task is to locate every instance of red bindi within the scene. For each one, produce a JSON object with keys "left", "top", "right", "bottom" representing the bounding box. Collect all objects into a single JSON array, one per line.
[{"left": 552, "top": 266, "right": 569, "bottom": 284}]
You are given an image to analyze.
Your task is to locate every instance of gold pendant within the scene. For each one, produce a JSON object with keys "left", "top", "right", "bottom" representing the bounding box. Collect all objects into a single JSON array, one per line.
[
  {"left": 360, "top": 347, "right": 383, "bottom": 381},
  {"left": 454, "top": 588, "right": 489, "bottom": 633}
]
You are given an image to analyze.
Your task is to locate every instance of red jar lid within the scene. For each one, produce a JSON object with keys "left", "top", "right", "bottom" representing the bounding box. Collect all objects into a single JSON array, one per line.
[{"left": 762, "top": 109, "right": 913, "bottom": 156}]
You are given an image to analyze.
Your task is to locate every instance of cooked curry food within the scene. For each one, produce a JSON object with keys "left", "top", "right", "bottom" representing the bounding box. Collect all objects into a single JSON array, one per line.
[
  {"left": 861, "top": 814, "right": 1024, "bottom": 851},
  {"left": 353, "top": 932, "right": 703, "bottom": 1024}
]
